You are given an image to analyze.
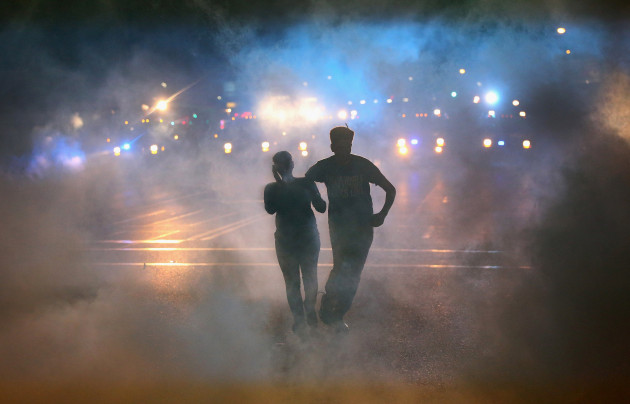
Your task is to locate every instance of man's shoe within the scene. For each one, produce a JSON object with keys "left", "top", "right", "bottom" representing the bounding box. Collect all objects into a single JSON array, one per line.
[
  {"left": 319, "top": 293, "right": 336, "bottom": 325},
  {"left": 332, "top": 320, "right": 349, "bottom": 334},
  {"left": 319, "top": 305, "right": 332, "bottom": 325}
]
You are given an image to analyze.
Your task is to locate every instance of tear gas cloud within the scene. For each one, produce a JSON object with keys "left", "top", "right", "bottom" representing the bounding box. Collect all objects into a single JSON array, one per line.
[{"left": 1, "top": 2, "right": 630, "bottom": 399}]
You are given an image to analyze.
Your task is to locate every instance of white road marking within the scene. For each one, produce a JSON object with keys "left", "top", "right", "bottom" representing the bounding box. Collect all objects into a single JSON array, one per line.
[
  {"left": 187, "top": 211, "right": 239, "bottom": 226},
  {"left": 149, "top": 230, "right": 181, "bottom": 240},
  {"left": 187, "top": 214, "right": 266, "bottom": 241},
  {"left": 149, "top": 209, "right": 204, "bottom": 225},
  {"left": 200, "top": 215, "right": 267, "bottom": 241},
  {"left": 143, "top": 190, "right": 214, "bottom": 207},
  {"left": 92, "top": 262, "right": 530, "bottom": 270},
  {"left": 96, "top": 239, "right": 184, "bottom": 244},
  {"left": 111, "top": 210, "right": 167, "bottom": 225},
  {"left": 88, "top": 246, "right": 503, "bottom": 253}
]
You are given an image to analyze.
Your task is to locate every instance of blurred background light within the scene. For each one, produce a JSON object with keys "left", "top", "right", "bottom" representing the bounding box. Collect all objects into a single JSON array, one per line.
[{"left": 485, "top": 91, "right": 499, "bottom": 105}]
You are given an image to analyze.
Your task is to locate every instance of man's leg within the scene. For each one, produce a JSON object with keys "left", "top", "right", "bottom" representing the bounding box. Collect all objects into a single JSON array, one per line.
[{"left": 320, "top": 224, "right": 373, "bottom": 325}]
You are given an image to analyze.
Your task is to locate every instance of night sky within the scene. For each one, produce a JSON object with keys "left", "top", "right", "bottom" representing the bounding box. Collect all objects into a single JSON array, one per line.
[{"left": 0, "top": 0, "right": 629, "bottom": 160}]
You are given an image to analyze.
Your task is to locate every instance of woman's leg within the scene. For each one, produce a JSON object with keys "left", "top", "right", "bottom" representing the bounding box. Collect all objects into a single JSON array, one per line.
[
  {"left": 300, "top": 235, "right": 320, "bottom": 328},
  {"left": 276, "top": 237, "right": 305, "bottom": 327}
]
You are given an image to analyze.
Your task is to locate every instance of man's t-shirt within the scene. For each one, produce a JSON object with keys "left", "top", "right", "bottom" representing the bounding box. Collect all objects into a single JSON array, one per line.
[
  {"left": 306, "top": 154, "right": 384, "bottom": 227},
  {"left": 264, "top": 177, "right": 318, "bottom": 240}
]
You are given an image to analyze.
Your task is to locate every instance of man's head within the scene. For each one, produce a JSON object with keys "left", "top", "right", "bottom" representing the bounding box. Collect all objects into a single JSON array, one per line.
[
  {"left": 330, "top": 126, "right": 354, "bottom": 156},
  {"left": 272, "top": 150, "right": 294, "bottom": 175}
]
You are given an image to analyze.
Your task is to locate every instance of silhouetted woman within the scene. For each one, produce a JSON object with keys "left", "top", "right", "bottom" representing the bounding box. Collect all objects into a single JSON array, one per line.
[{"left": 264, "top": 151, "right": 326, "bottom": 338}]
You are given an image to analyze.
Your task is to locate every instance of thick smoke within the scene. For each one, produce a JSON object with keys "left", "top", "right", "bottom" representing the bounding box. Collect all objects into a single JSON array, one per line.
[{"left": 1, "top": 2, "right": 630, "bottom": 401}]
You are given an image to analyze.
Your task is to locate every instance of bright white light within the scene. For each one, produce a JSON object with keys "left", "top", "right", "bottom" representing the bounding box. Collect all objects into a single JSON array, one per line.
[
  {"left": 373, "top": 99, "right": 378, "bottom": 103},
  {"left": 387, "top": 99, "right": 393, "bottom": 104},
  {"left": 523, "top": 140, "right": 531, "bottom": 149},
  {"left": 397, "top": 138, "right": 406, "bottom": 147},
  {"left": 403, "top": 98, "right": 409, "bottom": 103},
  {"left": 513, "top": 100, "right": 520, "bottom": 106},
  {"left": 156, "top": 100, "right": 168, "bottom": 111},
  {"left": 488, "top": 110, "right": 496, "bottom": 118},
  {"left": 360, "top": 100, "right": 366, "bottom": 105},
  {"left": 520, "top": 111, "right": 527, "bottom": 117},
  {"left": 123, "top": 143, "right": 130, "bottom": 150},
  {"left": 262, "top": 141, "right": 270, "bottom": 152},
  {"left": 451, "top": 92, "right": 457, "bottom": 98},
  {"left": 459, "top": 68, "right": 466, "bottom": 74},
  {"left": 557, "top": 27, "right": 566, "bottom": 34},
  {"left": 483, "top": 138, "right": 492, "bottom": 148},
  {"left": 298, "top": 98, "right": 324, "bottom": 121},
  {"left": 150, "top": 144, "right": 158, "bottom": 154},
  {"left": 436, "top": 138, "right": 445, "bottom": 147},
  {"left": 301, "top": 150, "right": 308, "bottom": 157},
  {"left": 113, "top": 146, "right": 121, "bottom": 156},
  {"left": 71, "top": 113, "right": 83, "bottom": 129},
  {"left": 350, "top": 110, "right": 358, "bottom": 118},
  {"left": 473, "top": 96, "right": 480, "bottom": 104},
  {"left": 337, "top": 110, "right": 348, "bottom": 120},
  {"left": 224, "top": 143, "right": 232, "bottom": 153},
  {"left": 299, "top": 142, "right": 308, "bottom": 151},
  {"left": 411, "top": 139, "right": 419, "bottom": 145},
  {"left": 433, "top": 109, "right": 441, "bottom": 116},
  {"left": 435, "top": 146, "right": 443, "bottom": 154},
  {"left": 398, "top": 146, "right": 408, "bottom": 155},
  {"left": 257, "top": 95, "right": 323, "bottom": 124},
  {"left": 498, "top": 140, "right": 505, "bottom": 146},
  {"left": 485, "top": 91, "right": 499, "bottom": 105},
  {"left": 66, "top": 156, "right": 83, "bottom": 169},
  {"left": 408, "top": 76, "right": 413, "bottom": 81}
]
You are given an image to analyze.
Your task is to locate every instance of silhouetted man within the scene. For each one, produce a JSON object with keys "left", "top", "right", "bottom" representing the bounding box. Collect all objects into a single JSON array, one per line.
[
  {"left": 264, "top": 151, "right": 327, "bottom": 338},
  {"left": 306, "top": 126, "right": 396, "bottom": 333}
]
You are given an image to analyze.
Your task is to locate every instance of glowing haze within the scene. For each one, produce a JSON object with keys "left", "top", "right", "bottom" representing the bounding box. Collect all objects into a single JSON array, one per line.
[{"left": 1, "top": 1, "right": 630, "bottom": 400}]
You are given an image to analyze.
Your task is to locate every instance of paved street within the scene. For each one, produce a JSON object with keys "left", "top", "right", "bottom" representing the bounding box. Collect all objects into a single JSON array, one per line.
[
  {"left": 82, "top": 156, "right": 533, "bottom": 384},
  {"left": 2, "top": 144, "right": 626, "bottom": 403}
]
